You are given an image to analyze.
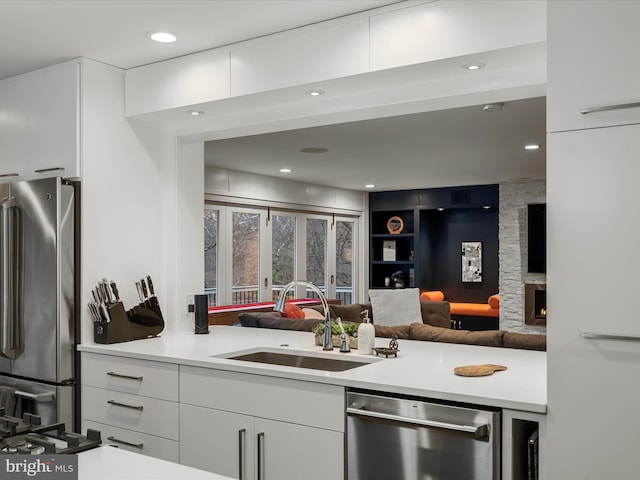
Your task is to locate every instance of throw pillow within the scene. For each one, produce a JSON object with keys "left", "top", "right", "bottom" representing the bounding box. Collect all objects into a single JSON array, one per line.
[
  {"left": 282, "top": 303, "right": 305, "bottom": 319},
  {"left": 368, "top": 288, "right": 422, "bottom": 327},
  {"left": 488, "top": 294, "right": 500, "bottom": 309},
  {"left": 302, "top": 308, "right": 325, "bottom": 320}
]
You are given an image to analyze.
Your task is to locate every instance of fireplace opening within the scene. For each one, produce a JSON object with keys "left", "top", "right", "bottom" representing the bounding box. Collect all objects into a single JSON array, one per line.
[
  {"left": 534, "top": 290, "right": 547, "bottom": 319},
  {"left": 525, "top": 283, "right": 547, "bottom": 326}
]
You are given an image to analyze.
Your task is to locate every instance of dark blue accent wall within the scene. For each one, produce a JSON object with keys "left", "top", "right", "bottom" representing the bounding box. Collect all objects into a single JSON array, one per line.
[
  {"left": 370, "top": 185, "right": 499, "bottom": 300},
  {"left": 421, "top": 207, "right": 498, "bottom": 303}
]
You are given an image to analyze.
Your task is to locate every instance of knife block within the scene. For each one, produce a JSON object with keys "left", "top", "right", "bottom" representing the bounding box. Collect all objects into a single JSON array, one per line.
[
  {"left": 93, "top": 302, "right": 134, "bottom": 344},
  {"left": 93, "top": 300, "right": 165, "bottom": 344}
]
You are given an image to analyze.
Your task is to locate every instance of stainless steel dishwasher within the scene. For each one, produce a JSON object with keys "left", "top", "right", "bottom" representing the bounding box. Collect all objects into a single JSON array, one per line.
[{"left": 346, "top": 390, "right": 500, "bottom": 480}]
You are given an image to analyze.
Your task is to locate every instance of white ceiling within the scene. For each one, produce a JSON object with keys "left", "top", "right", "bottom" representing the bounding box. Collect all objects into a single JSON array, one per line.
[{"left": 0, "top": 0, "right": 546, "bottom": 193}]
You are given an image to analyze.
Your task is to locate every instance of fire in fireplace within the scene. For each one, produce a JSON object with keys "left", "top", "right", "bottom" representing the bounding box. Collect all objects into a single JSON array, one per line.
[{"left": 525, "top": 283, "right": 547, "bottom": 326}]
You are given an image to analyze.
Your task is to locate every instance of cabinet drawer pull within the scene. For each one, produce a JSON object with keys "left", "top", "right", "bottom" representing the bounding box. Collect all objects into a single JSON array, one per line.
[
  {"left": 257, "top": 432, "right": 265, "bottom": 480},
  {"left": 107, "top": 371, "right": 143, "bottom": 381},
  {"left": 580, "top": 101, "right": 640, "bottom": 115},
  {"left": 0, "top": 173, "right": 19, "bottom": 178},
  {"left": 581, "top": 331, "right": 640, "bottom": 342},
  {"left": 34, "top": 167, "right": 65, "bottom": 174},
  {"left": 107, "top": 399, "right": 144, "bottom": 411},
  {"left": 107, "top": 436, "right": 143, "bottom": 449},
  {"left": 238, "top": 429, "right": 246, "bottom": 480}
]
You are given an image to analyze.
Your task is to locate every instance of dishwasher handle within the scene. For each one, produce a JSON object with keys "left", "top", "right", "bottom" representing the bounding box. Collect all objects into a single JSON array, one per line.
[{"left": 346, "top": 406, "right": 489, "bottom": 439}]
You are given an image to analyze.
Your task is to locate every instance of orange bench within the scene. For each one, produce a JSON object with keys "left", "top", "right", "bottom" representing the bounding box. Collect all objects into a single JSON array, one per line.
[{"left": 420, "top": 291, "right": 500, "bottom": 318}]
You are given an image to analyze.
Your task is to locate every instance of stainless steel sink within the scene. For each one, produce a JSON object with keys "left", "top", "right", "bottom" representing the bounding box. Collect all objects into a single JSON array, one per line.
[{"left": 216, "top": 348, "right": 378, "bottom": 372}]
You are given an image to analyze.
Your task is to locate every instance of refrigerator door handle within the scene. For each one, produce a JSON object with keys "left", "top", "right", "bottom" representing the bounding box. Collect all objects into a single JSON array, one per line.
[
  {"left": 0, "top": 192, "right": 25, "bottom": 360},
  {"left": 15, "top": 390, "right": 55, "bottom": 402}
]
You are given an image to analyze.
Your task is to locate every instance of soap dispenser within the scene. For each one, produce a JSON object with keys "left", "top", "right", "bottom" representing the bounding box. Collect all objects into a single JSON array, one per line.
[{"left": 358, "top": 310, "right": 375, "bottom": 355}]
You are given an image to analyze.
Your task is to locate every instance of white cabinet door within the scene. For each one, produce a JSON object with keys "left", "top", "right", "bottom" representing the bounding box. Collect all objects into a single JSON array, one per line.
[
  {"left": 180, "top": 404, "right": 255, "bottom": 480},
  {"left": 180, "top": 404, "right": 344, "bottom": 480},
  {"left": 28, "top": 61, "right": 80, "bottom": 179},
  {"left": 548, "top": 1, "right": 640, "bottom": 132},
  {"left": 0, "top": 77, "right": 29, "bottom": 179},
  {"left": 255, "top": 418, "right": 343, "bottom": 480},
  {"left": 547, "top": 124, "right": 640, "bottom": 478}
]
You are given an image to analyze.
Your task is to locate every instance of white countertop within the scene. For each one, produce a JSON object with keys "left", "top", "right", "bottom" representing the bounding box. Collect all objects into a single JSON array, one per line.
[
  {"left": 78, "top": 325, "right": 547, "bottom": 413},
  {"left": 79, "top": 446, "right": 232, "bottom": 479}
]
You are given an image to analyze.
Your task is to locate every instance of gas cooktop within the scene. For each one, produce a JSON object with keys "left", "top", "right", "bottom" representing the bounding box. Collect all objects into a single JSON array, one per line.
[{"left": 0, "top": 408, "right": 101, "bottom": 455}]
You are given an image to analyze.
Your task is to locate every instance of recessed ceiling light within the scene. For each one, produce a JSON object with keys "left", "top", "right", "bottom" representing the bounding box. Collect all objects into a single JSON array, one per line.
[
  {"left": 148, "top": 32, "right": 177, "bottom": 43},
  {"left": 305, "top": 90, "right": 325, "bottom": 97},
  {"left": 463, "top": 63, "right": 485, "bottom": 71},
  {"left": 280, "top": 168, "right": 291, "bottom": 173},
  {"left": 483, "top": 205, "right": 492, "bottom": 210},
  {"left": 525, "top": 144, "right": 540, "bottom": 150},
  {"left": 437, "top": 208, "right": 445, "bottom": 211},
  {"left": 300, "top": 147, "right": 329, "bottom": 154},
  {"left": 365, "top": 184, "right": 375, "bottom": 189},
  {"left": 187, "top": 110, "right": 204, "bottom": 116}
]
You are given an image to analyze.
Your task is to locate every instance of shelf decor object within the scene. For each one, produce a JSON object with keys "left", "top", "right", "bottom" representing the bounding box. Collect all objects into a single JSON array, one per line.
[
  {"left": 462, "top": 241, "right": 483, "bottom": 283},
  {"left": 382, "top": 240, "right": 397, "bottom": 261},
  {"left": 386, "top": 215, "right": 404, "bottom": 234}
]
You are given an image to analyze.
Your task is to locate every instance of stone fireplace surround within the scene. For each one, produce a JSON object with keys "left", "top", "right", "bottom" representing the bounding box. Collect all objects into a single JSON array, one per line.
[{"left": 499, "top": 179, "right": 546, "bottom": 334}]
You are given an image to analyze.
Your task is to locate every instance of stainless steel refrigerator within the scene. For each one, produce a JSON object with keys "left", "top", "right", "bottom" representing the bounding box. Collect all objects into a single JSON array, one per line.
[{"left": 0, "top": 176, "right": 79, "bottom": 429}]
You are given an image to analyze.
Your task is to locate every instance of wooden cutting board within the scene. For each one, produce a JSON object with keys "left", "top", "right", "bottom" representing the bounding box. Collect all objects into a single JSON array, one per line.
[{"left": 454, "top": 364, "right": 507, "bottom": 377}]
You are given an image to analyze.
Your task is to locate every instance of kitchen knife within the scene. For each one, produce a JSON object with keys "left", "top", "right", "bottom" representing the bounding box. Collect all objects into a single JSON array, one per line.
[
  {"left": 102, "top": 278, "right": 114, "bottom": 304},
  {"left": 140, "top": 278, "right": 149, "bottom": 300},
  {"left": 135, "top": 281, "right": 145, "bottom": 304},
  {"left": 109, "top": 280, "right": 120, "bottom": 302},
  {"left": 88, "top": 303, "right": 100, "bottom": 322},
  {"left": 146, "top": 275, "right": 155, "bottom": 296}
]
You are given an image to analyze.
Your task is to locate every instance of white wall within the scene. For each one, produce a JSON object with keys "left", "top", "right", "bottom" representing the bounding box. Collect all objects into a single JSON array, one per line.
[{"left": 80, "top": 59, "right": 174, "bottom": 342}]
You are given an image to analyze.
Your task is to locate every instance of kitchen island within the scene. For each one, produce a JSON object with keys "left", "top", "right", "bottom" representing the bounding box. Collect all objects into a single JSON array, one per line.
[
  {"left": 78, "top": 326, "right": 547, "bottom": 480},
  {"left": 79, "top": 445, "right": 232, "bottom": 479}
]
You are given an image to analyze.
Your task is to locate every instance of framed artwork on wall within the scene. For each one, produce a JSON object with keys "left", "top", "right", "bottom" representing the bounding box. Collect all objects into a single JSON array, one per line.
[{"left": 462, "top": 241, "right": 482, "bottom": 282}]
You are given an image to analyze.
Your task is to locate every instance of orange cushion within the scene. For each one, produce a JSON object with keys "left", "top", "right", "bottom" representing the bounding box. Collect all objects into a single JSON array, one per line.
[
  {"left": 450, "top": 303, "right": 499, "bottom": 317},
  {"left": 488, "top": 294, "right": 500, "bottom": 309},
  {"left": 420, "top": 290, "right": 445, "bottom": 302},
  {"left": 282, "top": 303, "right": 305, "bottom": 319}
]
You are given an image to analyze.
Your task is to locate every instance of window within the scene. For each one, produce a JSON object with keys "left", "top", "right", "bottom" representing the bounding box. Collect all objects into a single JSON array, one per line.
[
  {"left": 204, "top": 208, "right": 218, "bottom": 307},
  {"left": 205, "top": 204, "right": 358, "bottom": 306}
]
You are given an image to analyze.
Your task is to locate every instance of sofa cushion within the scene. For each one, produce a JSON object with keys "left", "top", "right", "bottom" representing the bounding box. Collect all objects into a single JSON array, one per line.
[
  {"left": 374, "top": 324, "right": 410, "bottom": 340},
  {"left": 302, "top": 308, "right": 325, "bottom": 320},
  {"left": 409, "top": 322, "right": 505, "bottom": 347},
  {"left": 420, "top": 300, "right": 451, "bottom": 328},
  {"left": 330, "top": 303, "right": 368, "bottom": 323},
  {"left": 257, "top": 316, "right": 322, "bottom": 332},
  {"left": 420, "top": 290, "right": 445, "bottom": 301},
  {"left": 238, "top": 311, "right": 280, "bottom": 328},
  {"left": 503, "top": 332, "right": 546, "bottom": 351},
  {"left": 369, "top": 288, "right": 422, "bottom": 326},
  {"left": 488, "top": 294, "right": 500, "bottom": 309}
]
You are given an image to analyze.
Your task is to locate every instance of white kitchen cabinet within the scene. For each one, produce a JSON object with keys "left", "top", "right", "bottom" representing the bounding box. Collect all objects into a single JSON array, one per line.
[
  {"left": 81, "top": 352, "right": 180, "bottom": 462},
  {"left": 28, "top": 61, "right": 80, "bottom": 178},
  {"left": 547, "top": 1, "right": 640, "bottom": 132},
  {"left": 179, "top": 366, "right": 344, "bottom": 480},
  {"left": 0, "top": 76, "right": 29, "bottom": 179},
  {"left": 547, "top": 124, "right": 640, "bottom": 478},
  {"left": 0, "top": 60, "right": 80, "bottom": 180}
]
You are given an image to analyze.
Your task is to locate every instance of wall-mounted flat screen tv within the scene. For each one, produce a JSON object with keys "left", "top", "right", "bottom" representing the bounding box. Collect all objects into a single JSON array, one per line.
[{"left": 528, "top": 203, "right": 546, "bottom": 273}]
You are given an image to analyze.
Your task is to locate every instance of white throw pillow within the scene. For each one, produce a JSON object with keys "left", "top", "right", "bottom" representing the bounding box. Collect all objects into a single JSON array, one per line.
[{"left": 368, "top": 288, "right": 422, "bottom": 327}]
